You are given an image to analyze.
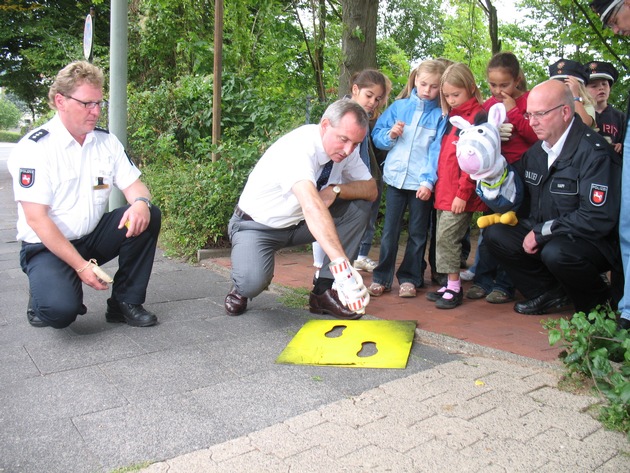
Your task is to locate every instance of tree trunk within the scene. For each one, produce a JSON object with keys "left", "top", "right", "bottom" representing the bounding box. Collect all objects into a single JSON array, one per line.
[
  {"left": 314, "top": 0, "right": 327, "bottom": 101},
  {"left": 478, "top": 0, "right": 501, "bottom": 54},
  {"left": 338, "top": 0, "right": 379, "bottom": 98}
]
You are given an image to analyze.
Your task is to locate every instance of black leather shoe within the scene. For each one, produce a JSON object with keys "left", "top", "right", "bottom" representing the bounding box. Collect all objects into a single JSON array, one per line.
[
  {"left": 435, "top": 289, "right": 463, "bottom": 309},
  {"left": 426, "top": 290, "right": 444, "bottom": 302},
  {"left": 617, "top": 317, "right": 630, "bottom": 331},
  {"left": 308, "top": 289, "right": 363, "bottom": 320},
  {"left": 106, "top": 298, "right": 157, "bottom": 327},
  {"left": 27, "top": 295, "right": 47, "bottom": 328},
  {"left": 225, "top": 287, "right": 248, "bottom": 316},
  {"left": 514, "top": 287, "right": 571, "bottom": 315}
]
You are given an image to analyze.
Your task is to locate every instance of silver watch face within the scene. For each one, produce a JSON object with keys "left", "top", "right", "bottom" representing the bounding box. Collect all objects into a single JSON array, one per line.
[{"left": 333, "top": 186, "right": 341, "bottom": 194}]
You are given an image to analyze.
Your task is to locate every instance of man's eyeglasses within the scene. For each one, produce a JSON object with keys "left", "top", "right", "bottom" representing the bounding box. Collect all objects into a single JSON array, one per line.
[
  {"left": 523, "top": 103, "right": 565, "bottom": 121},
  {"left": 63, "top": 95, "right": 108, "bottom": 110},
  {"left": 605, "top": 1, "right": 626, "bottom": 28}
]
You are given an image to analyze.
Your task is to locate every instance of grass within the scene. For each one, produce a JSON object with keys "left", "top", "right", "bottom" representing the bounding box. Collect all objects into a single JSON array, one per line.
[{"left": 276, "top": 286, "right": 310, "bottom": 309}]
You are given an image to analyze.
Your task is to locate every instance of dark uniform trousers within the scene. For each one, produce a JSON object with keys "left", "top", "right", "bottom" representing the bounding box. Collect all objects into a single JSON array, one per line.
[
  {"left": 484, "top": 223, "right": 612, "bottom": 314},
  {"left": 20, "top": 205, "right": 162, "bottom": 328}
]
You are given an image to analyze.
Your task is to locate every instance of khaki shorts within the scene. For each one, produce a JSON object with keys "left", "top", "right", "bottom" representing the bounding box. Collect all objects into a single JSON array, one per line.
[{"left": 435, "top": 210, "right": 473, "bottom": 274}]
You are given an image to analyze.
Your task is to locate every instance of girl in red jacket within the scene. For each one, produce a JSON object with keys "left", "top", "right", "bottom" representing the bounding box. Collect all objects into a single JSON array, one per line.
[{"left": 427, "top": 63, "right": 487, "bottom": 309}]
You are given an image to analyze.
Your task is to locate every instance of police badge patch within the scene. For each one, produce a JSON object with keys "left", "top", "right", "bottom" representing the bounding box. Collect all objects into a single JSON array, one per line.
[
  {"left": 590, "top": 183, "right": 608, "bottom": 206},
  {"left": 19, "top": 168, "right": 35, "bottom": 188}
]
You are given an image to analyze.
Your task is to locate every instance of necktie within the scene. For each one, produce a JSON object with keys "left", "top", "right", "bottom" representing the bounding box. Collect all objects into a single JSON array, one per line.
[{"left": 316, "top": 160, "right": 333, "bottom": 191}]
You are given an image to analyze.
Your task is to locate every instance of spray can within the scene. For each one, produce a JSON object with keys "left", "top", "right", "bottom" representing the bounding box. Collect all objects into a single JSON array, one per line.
[{"left": 328, "top": 258, "right": 367, "bottom": 314}]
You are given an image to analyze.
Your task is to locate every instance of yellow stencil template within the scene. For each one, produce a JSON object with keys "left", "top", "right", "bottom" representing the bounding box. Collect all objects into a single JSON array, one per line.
[{"left": 276, "top": 319, "right": 416, "bottom": 369}]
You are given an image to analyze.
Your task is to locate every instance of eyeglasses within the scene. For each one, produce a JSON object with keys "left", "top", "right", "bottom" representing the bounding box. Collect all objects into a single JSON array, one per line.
[
  {"left": 63, "top": 95, "right": 108, "bottom": 110},
  {"left": 523, "top": 103, "right": 565, "bottom": 121}
]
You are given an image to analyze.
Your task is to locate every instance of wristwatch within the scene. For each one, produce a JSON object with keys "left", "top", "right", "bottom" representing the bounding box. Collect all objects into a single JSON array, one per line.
[
  {"left": 332, "top": 185, "right": 341, "bottom": 197},
  {"left": 574, "top": 96, "right": 583, "bottom": 103},
  {"left": 134, "top": 197, "right": 152, "bottom": 209}
]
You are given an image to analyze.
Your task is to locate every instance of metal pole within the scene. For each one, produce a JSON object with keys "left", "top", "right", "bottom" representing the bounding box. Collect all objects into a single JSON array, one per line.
[
  {"left": 108, "top": 0, "right": 128, "bottom": 209},
  {"left": 211, "top": 0, "right": 224, "bottom": 162}
]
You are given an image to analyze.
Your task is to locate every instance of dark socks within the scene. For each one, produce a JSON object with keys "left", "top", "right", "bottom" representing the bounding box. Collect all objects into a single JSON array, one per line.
[{"left": 313, "top": 277, "right": 334, "bottom": 295}]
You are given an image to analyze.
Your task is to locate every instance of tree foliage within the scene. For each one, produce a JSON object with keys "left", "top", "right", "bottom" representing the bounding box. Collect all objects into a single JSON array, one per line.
[
  {"left": 3, "top": 0, "right": 630, "bottom": 256},
  {"left": 0, "top": 96, "right": 22, "bottom": 130},
  {"left": 0, "top": 1, "right": 110, "bottom": 118}
]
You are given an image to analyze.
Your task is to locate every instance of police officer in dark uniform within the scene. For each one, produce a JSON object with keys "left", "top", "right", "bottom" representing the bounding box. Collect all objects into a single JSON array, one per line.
[
  {"left": 585, "top": 60, "right": 626, "bottom": 155},
  {"left": 483, "top": 79, "right": 621, "bottom": 315}
]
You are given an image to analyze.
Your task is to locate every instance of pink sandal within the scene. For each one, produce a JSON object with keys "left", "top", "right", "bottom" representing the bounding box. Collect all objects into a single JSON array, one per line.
[{"left": 367, "top": 282, "right": 390, "bottom": 297}]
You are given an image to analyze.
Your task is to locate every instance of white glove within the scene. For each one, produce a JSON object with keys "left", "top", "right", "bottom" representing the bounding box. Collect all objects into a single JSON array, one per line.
[{"left": 499, "top": 123, "right": 513, "bottom": 142}]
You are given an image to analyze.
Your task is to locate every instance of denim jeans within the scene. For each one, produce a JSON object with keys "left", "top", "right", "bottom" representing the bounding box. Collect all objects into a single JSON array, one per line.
[
  {"left": 472, "top": 229, "right": 515, "bottom": 297},
  {"left": 618, "top": 120, "right": 630, "bottom": 320},
  {"left": 358, "top": 178, "right": 384, "bottom": 257},
  {"left": 372, "top": 185, "right": 432, "bottom": 288}
]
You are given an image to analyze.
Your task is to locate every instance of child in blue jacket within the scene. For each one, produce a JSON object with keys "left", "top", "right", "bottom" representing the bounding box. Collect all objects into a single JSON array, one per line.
[{"left": 368, "top": 60, "right": 447, "bottom": 298}]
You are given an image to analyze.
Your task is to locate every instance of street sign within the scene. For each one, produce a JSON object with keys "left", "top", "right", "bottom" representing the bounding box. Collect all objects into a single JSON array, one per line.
[{"left": 83, "top": 13, "right": 93, "bottom": 61}]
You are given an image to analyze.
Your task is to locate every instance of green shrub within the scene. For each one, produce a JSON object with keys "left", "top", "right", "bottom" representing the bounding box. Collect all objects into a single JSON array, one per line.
[
  {"left": 127, "top": 72, "right": 312, "bottom": 258},
  {"left": 127, "top": 73, "right": 305, "bottom": 168},
  {"left": 544, "top": 306, "right": 630, "bottom": 438},
  {"left": 0, "top": 97, "right": 21, "bottom": 130},
  {"left": 0, "top": 130, "right": 22, "bottom": 142},
  {"left": 142, "top": 136, "right": 264, "bottom": 259}
]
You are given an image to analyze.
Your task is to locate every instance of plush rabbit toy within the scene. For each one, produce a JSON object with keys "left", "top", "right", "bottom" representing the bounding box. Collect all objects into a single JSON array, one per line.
[{"left": 450, "top": 103, "right": 523, "bottom": 228}]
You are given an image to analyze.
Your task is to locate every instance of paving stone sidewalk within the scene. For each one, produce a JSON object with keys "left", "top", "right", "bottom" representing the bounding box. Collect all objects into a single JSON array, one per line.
[{"left": 140, "top": 355, "right": 628, "bottom": 473}]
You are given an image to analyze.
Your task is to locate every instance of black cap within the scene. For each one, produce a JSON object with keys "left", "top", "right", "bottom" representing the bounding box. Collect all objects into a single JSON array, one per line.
[
  {"left": 548, "top": 59, "right": 589, "bottom": 83},
  {"left": 585, "top": 60, "right": 619, "bottom": 85},
  {"left": 590, "top": 0, "right": 624, "bottom": 24}
]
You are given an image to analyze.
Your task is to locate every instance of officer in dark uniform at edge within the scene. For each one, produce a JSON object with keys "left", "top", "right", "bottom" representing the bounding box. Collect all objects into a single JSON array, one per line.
[
  {"left": 483, "top": 79, "right": 621, "bottom": 316},
  {"left": 590, "top": 0, "right": 630, "bottom": 330}
]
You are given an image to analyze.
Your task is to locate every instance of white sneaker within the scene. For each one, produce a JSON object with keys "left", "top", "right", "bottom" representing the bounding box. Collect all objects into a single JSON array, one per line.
[
  {"left": 460, "top": 269, "right": 475, "bottom": 281},
  {"left": 354, "top": 257, "right": 378, "bottom": 272}
]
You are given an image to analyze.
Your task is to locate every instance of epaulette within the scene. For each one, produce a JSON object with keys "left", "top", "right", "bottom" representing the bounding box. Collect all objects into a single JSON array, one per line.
[
  {"left": 584, "top": 130, "right": 607, "bottom": 150},
  {"left": 28, "top": 129, "right": 49, "bottom": 142},
  {"left": 94, "top": 126, "right": 110, "bottom": 134},
  {"left": 584, "top": 130, "right": 622, "bottom": 165},
  {"left": 125, "top": 151, "right": 137, "bottom": 167}
]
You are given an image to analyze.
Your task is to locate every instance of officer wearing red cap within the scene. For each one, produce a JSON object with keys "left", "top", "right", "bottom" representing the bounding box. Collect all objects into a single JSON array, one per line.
[
  {"left": 591, "top": 0, "right": 630, "bottom": 331},
  {"left": 585, "top": 60, "right": 626, "bottom": 154}
]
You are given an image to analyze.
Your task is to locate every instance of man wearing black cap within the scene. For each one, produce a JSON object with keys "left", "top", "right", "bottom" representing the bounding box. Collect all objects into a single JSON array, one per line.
[
  {"left": 591, "top": 0, "right": 630, "bottom": 34},
  {"left": 586, "top": 60, "right": 626, "bottom": 154},
  {"left": 591, "top": 0, "right": 630, "bottom": 330}
]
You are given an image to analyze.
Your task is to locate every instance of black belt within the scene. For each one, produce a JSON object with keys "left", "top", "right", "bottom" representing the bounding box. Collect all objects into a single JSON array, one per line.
[{"left": 234, "top": 205, "right": 253, "bottom": 221}]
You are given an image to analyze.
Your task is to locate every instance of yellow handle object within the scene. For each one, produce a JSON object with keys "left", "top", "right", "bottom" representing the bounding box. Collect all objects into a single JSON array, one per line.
[{"left": 477, "top": 211, "right": 518, "bottom": 229}]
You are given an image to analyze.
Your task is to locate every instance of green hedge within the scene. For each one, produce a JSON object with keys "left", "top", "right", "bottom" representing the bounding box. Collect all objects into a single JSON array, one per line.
[
  {"left": 127, "top": 73, "right": 307, "bottom": 259},
  {"left": 142, "top": 137, "right": 265, "bottom": 259},
  {"left": 0, "top": 130, "right": 22, "bottom": 143}
]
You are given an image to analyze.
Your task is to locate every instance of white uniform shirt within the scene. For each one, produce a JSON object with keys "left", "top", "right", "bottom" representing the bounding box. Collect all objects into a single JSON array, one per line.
[
  {"left": 238, "top": 124, "right": 371, "bottom": 228},
  {"left": 8, "top": 114, "right": 141, "bottom": 243}
]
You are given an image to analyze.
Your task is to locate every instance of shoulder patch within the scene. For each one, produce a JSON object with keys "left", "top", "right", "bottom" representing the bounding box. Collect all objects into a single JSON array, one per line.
[
  {"left": 28, "top": 129, "right": 49, "bottom": 142},
  {"left": 94, "top": 126, "right": 110, "bottom": 134},
  {"left": 19, "top": 168, "right": 35, "bottom": 188},
  {"left": 590, "top": 184, "right": 608, "bottom": 207}
]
